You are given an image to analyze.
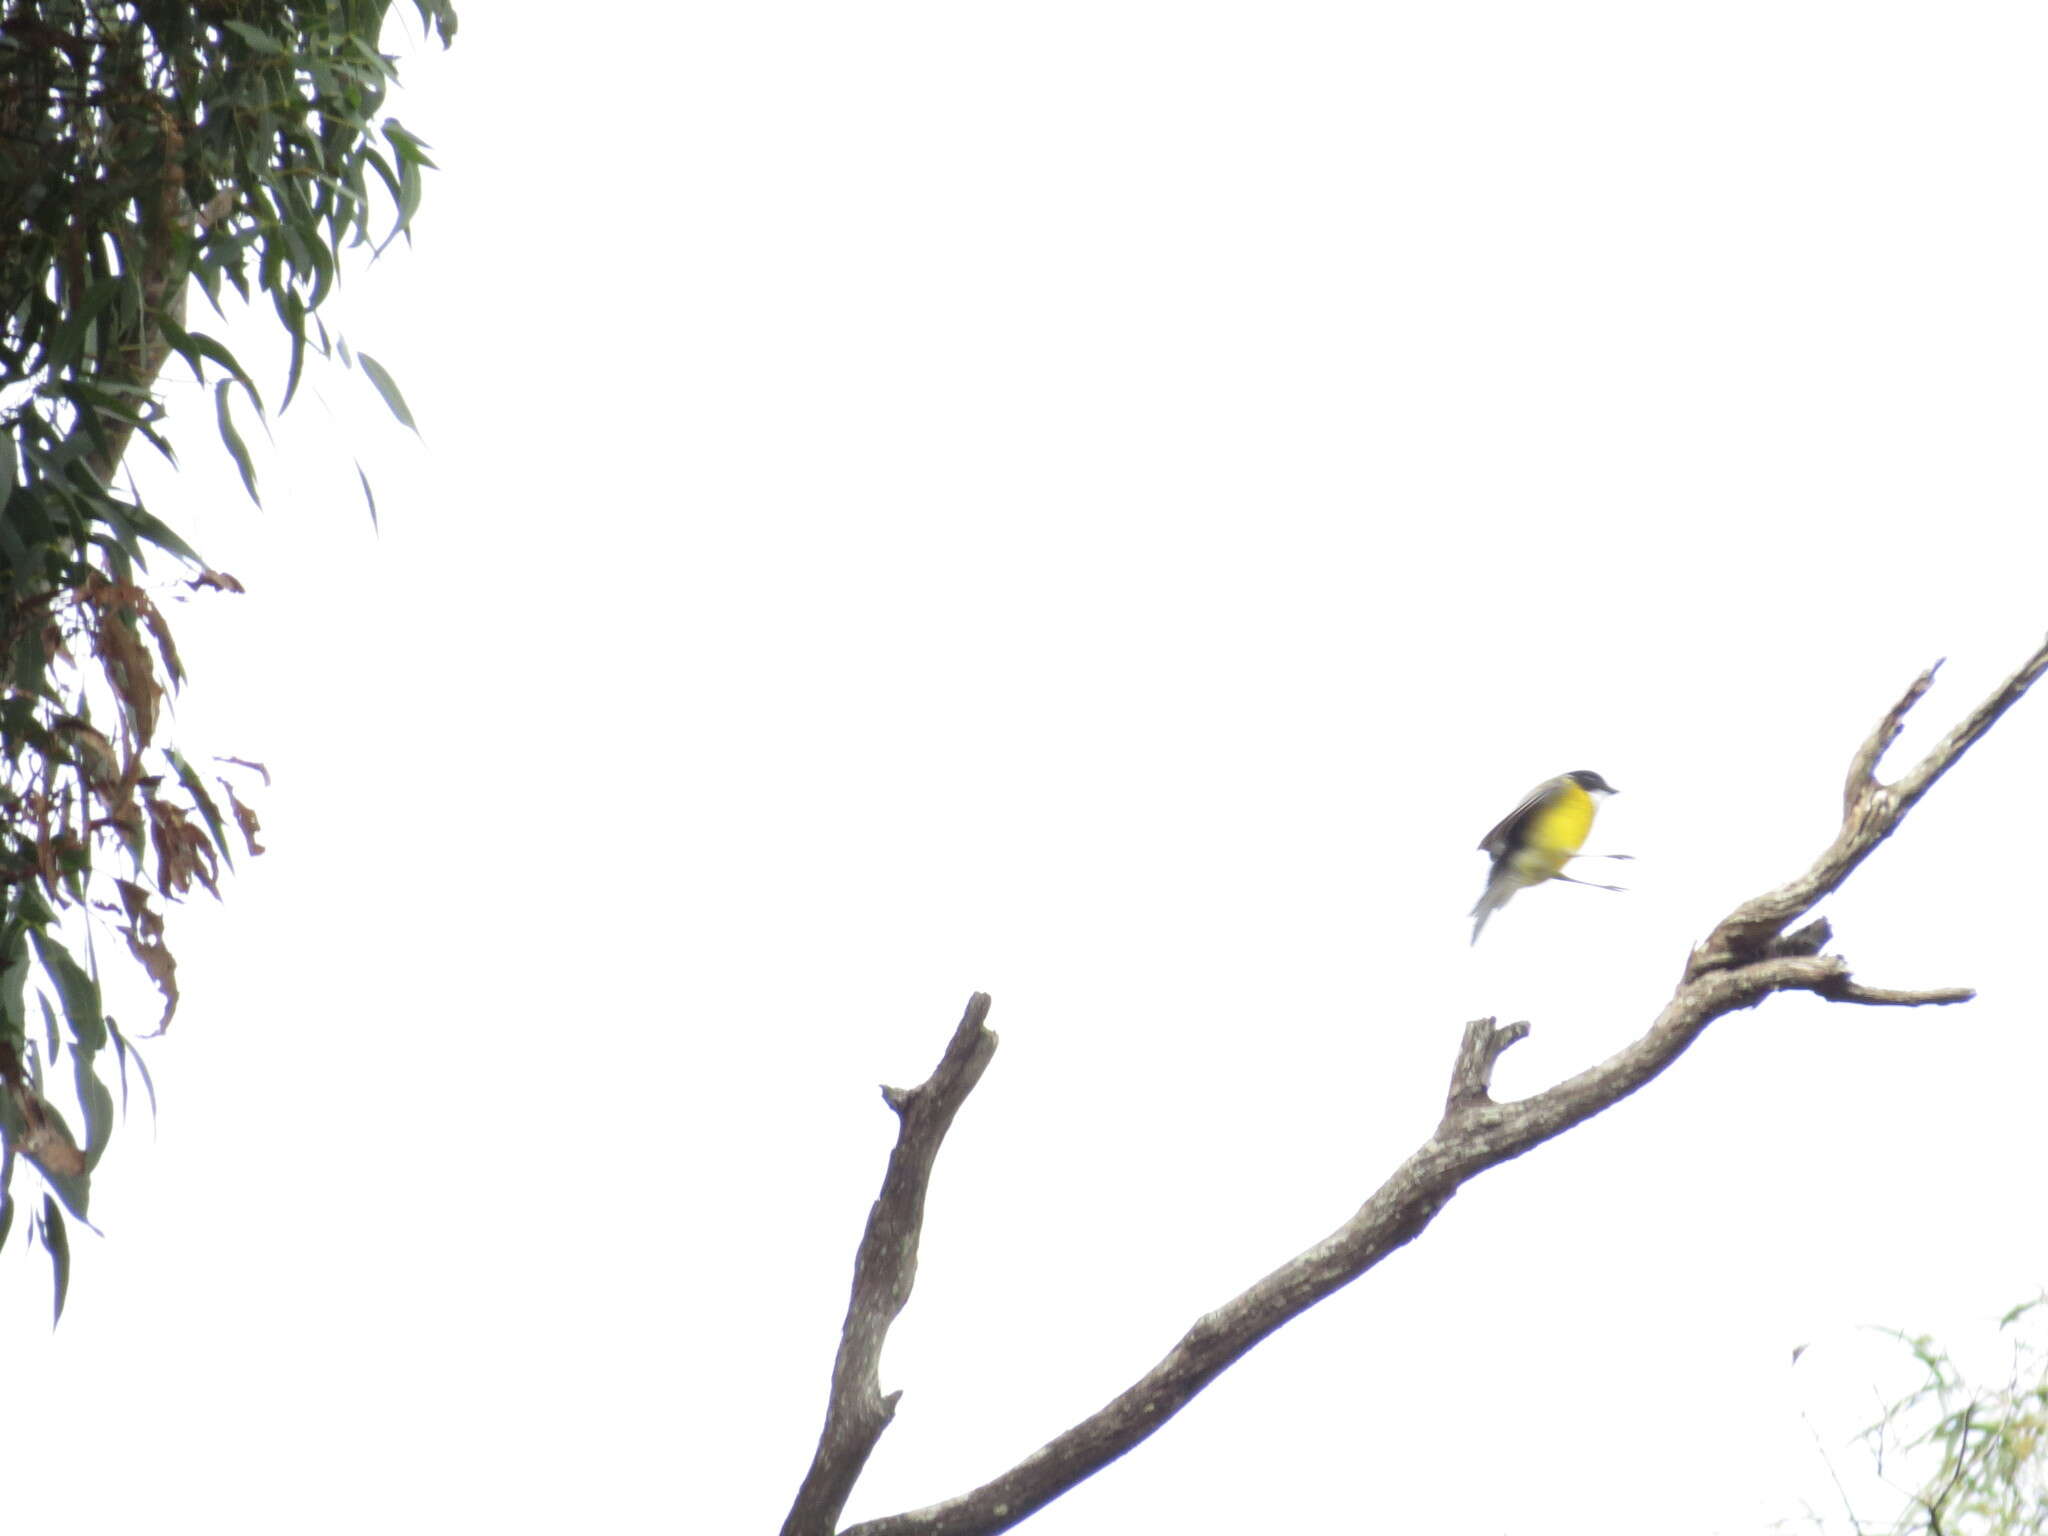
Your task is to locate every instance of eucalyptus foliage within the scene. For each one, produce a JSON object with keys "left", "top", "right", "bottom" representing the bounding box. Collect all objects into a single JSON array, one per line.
[
  {"left": 0, "top": 0, "right": 453, "bottom": 1320},
  {"left": 1865, "top": 1302, "right": 2048, "bottom": 1536},
  {"left": 1790, "top": 1300, "right": 2048, "bottom": 1536}
]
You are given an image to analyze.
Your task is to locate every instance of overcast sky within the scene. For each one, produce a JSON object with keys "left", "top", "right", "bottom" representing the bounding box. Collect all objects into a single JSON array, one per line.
[{"left": 9, "top": 5, "right": 2048, "bottom": 1533}]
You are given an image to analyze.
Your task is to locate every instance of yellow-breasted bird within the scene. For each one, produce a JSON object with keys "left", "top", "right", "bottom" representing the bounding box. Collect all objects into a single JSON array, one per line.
[{"left": 1470, "top": 769, "right": 1620, "bottom": 943}]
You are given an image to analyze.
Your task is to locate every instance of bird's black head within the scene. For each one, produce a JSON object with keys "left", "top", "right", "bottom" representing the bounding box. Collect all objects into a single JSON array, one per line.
[{"left": 1567, "top": 770, "right": 1617, "bottom": 795}]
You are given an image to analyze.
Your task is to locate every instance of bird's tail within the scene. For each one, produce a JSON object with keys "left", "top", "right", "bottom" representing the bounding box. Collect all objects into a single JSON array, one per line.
[{"left": 1470, "top": 876, "right": 1517, "bottom": 944}]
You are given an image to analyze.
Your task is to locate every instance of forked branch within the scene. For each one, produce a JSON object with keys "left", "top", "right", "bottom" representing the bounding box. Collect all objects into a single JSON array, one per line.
[
  {"left": 1690, "top": 639, "right": 2048, "bottom": 976},
  {"left": 786, "top": 634, "right": 2048, "bottom": 1536}
]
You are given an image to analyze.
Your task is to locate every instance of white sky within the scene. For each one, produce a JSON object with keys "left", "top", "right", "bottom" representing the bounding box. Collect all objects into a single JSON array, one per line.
[{"left": 9, "top": 4, "right": 2048, "bottom": 1533}]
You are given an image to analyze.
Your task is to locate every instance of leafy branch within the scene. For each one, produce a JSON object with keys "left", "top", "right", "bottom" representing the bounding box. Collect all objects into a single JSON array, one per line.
[{"left": 0, "top": 0, "right": 455, "bottom": 1321}]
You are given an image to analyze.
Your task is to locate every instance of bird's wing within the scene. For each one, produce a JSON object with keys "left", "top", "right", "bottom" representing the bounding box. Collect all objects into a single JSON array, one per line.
[{"left": 1477, "top": 777, "right": 1561, "bottom": 861}]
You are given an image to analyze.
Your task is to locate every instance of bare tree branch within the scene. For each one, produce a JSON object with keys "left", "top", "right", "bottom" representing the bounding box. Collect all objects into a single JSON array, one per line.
[
  {"left": 781, "top": 994, "right": 998, "bottom": 1536},
  {"left": 799, "top": 636, "right": 2048, "bottom": 1536},
  {"left": 1812, "top": 979, "right": 1975, "bottom": 1008},
  {"left": 1691, "top": 636, "right": 2048, "bottom": 976},
  {"left": 1446, "top": 1016, "right": 1527, "bottom": 1112},
  {"left": 1845, "top": 660, "right": 1940, "bottom": 816}
]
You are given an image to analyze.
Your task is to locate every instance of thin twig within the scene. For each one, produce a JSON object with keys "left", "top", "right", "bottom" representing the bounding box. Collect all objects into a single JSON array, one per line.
[
  {"left": 1445, "top": 1016, "right": 1527, "bottom": 1112},
  {"left": 1813, "top": 980, "right": 1974, "bottom": 1008},
  {"left": 1845, "top": 662, "right": 1940, "bottom": 815},
  {"left": 1800, "top": 1407, "right": 1870, "bottom": 1536},
  {"left": 1920, "top": 1401, "right": 1973, "bottom": 1536}
]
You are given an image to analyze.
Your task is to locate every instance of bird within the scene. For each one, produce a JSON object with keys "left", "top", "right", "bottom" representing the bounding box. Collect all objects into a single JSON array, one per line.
[{"left": 1469, "top": 770, "right": 1620, "bottom": 943}]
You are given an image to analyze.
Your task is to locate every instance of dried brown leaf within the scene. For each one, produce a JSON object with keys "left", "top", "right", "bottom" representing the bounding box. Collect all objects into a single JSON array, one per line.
[
  {"left": 52, "top": 715, "right": 119, "bottom": 783},
  {"left": 10, "top": 1084, "right": 86, "bottom": 1179},
  {"left": 217, "top": 755, "right": 270, "bottom": 787},
  {"left": 90, "top": 603, "right": 159, "bottom": 744},
  {"left": 107, "top": 797, "right": 145, "bottom": 855},
  {"left": 113, "top": 877, "right": 163, "bottom": 937},
  {"left": 122, "top": 923, "right": 178, "bottom": 1032},
  {"left": 223, "top": 780, "right": 264, "bottom": 856},
  {"left": 145, "top": 795, "right": 218, "bottom": 897}
]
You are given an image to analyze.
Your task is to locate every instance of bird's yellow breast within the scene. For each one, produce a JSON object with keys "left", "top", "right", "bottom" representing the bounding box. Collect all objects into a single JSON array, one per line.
[{"left": 1511, "top": 778, "right": 1597, "bottom": 883}]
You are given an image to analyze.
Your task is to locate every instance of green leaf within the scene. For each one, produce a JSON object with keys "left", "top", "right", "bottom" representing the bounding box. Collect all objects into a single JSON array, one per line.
[
  {"left": 376, "top": 120, "right": 437, "bottom": 247},
  {"left": 169, "top": 750, "right": 235, "bottom": 873},
  {"left": 43, "top": 276, "right": 127, "bottom": 373},
  {"left": 418, "top": 0, "right": 459, "bottom": 44},
  {"left": 303, "top": 232, "right": 337, "bottom": 310},
  {"left": 73, "top": 1051, "right": 115, "bottom": 1170},
  {"left": 214, "top": 381, "right": 261, "bottom": 504},
  {"left": 114, "top": 498, "right": 205, "bottom": 565},
  {"left": 0, "top": 500, "right": 24, "bottom": 567},
  {"left": 32, "top": 931, "right": 106, "bottom": 1056},
  {"left": 106, "top": 1016, "right": 158, "bottom": 1124},
  {"left": 0, "top": 925, "right": 31, "bottom": 1039},
  {"left": 382, "top": 117, "right": 441, "bottom": 173},
  {"left": 278, "top": 290, "right": 309, "bottom": 411},
  {"left": 37, "top": 994, "right": 59, "bottom": 1064},
  {"left": 355, "top": 460, "right": 379, "bottom": 529},
  {"left": 356, "top": 351, "right": 417, "bottom": 433},
  {"left": 360, "top": 148, "right": 405, "bottom": 225},
  {"left": 220, "top": 18, "right": 287, "bottom": 54},
  {"left": 43, "top": 1196, "right": 68, "bottom": 1325},
  {"left": 160, "top": 316, "right": 265, "bottom": 410},
  {"left": 1998, "top": 1296, "right": 2046, "bottom": 1328}
]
